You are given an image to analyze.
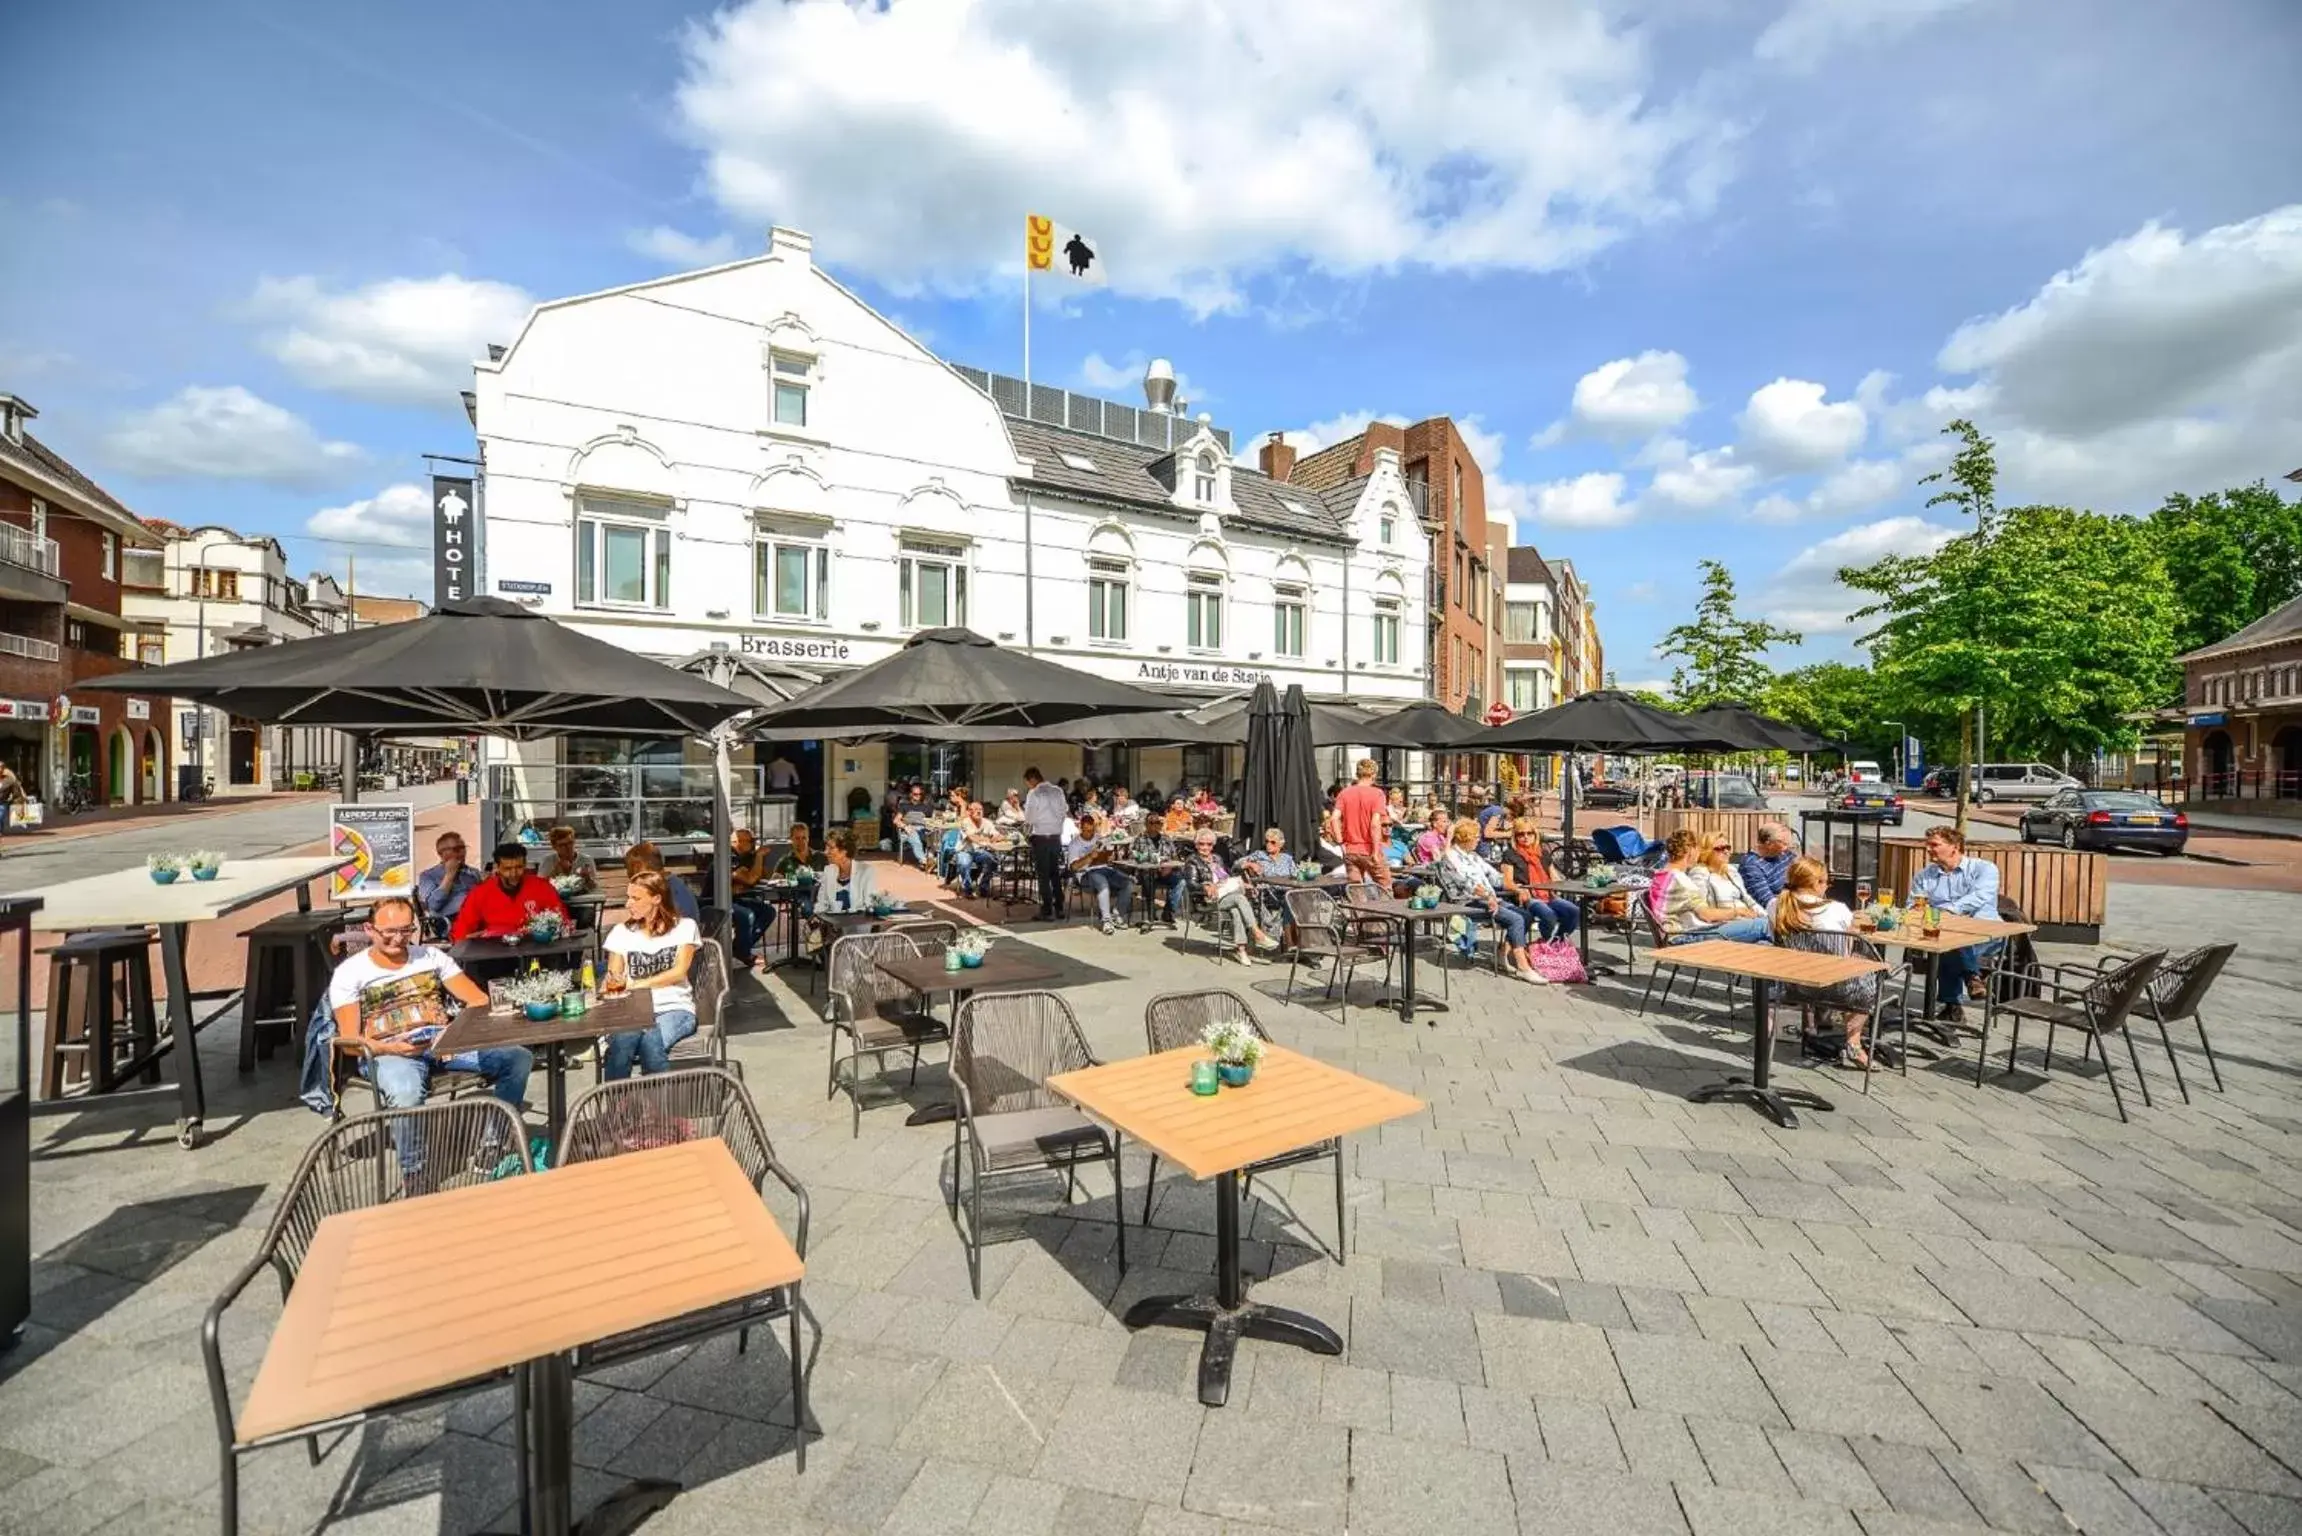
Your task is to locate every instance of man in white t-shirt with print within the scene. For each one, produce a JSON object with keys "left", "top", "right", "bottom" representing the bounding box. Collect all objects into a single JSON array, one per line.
[{"left": 330, "top": 895, "right": 531, "bottom": 1116}]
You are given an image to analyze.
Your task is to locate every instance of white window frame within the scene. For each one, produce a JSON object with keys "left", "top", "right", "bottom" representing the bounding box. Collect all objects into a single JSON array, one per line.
[
  {"left": 754, "top": 529, "right": 830, "bottom": 622},
  {"left": 769, "top": 350, "right": 814, "bottom": 430},
  {"left": 1185, "top": 570, "right": 1224, "bottom": 653},
  {"left": 1087, "top": 556, "right": 1130, "bottom": 644},
  {"left": 1272, "top": 582, "right": 1306, "bottom": 659},
  {"left": 1372, "top": 596, "right": 1402, "bottom": 666},
  {"left": 100, "top": 531, "right": 116, "bottom": 580},
  {"left": 1192, "top": 450, "right": 1218, "bottom": 504},
  {"left": 576, "top": 498, "right": 673, "bottom": 612},
  {"left": 1378, "top": 504, "right": 1397, "bottom": 545},
  {"left": 899, "top": 537, "right": 969, "bottom": 630}
]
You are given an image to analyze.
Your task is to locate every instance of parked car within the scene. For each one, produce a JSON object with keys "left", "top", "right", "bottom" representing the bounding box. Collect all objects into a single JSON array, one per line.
[
  {"left": 1833, "top": 781, "right": 1905, "bottom": 825},
  {"left": 1969, "top": 762, "right": 2081, "bottom": 804},
  {"left": 2019, "top": 789, "right": 2189, "bottom": 854},
  {"left": 1681, "top": 770, "right": 1769, "bottom": 811},
  {"left": 1919, "top": 767, "right": 1957, "bottom": 797},
  {"left": 1579, "top": 780, "right": 1641, "bottom": 808}
]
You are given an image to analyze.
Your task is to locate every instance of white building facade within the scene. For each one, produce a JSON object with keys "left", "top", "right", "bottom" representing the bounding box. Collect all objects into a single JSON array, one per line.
[{"left": 470, "top": 227, "right": 1430, "bottom": 835}]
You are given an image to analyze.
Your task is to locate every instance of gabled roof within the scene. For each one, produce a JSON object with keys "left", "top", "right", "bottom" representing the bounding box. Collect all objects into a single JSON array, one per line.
[
  {"left": 1506, "top": 547, "right": 1555, "bottom": 585},
  {"left": 1287, "top": 438, "right": 1365, "bottom": 493},
  {"left": 2180, "top": 593, "right": 2302, "bottom": 663},
  {"left": 0, "top": 431, "right": 157, "bottom": 544},
  {"left": 1007, "top": 419, "right": 1355, "bottom": 544}
]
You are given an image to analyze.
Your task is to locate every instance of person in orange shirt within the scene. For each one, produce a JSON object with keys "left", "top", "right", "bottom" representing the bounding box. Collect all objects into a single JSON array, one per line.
[{"left": 449, "top": 842, "right": 569, "bottom": 942}]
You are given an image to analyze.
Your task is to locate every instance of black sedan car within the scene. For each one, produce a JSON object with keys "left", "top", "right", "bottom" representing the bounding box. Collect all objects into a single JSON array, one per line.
[
  {"left": 1578, "top": 781, "right": 1642, "bottom": 809},
  {"left": 2019, "top": 789, "right": 2189, "bottom": 854},
  {"left": 1834, "top": 781, "right": 1904, "bottom": 825}
]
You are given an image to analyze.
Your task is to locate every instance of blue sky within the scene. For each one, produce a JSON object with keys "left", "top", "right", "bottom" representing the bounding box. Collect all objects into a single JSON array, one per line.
[{"left": 6, "top": 0, "right": 2299, "bottom": 688}]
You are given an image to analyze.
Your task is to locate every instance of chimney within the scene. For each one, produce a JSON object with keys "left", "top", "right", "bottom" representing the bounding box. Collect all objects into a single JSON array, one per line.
[
  {"left": 1259, "top": 431, "right": 1296, "bottom": 483},
  {"left": 1143, "top": 358, "right": 1177, "bottom": 415}
]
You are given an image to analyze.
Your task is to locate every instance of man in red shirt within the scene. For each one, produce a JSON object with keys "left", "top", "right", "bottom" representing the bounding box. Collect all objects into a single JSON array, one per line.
[
  {"left": 1332, "top": 757, "right": 1390, "bottom": 887},
  {"left": 449, "top": 841, "right": 570, "bottom": 941}
]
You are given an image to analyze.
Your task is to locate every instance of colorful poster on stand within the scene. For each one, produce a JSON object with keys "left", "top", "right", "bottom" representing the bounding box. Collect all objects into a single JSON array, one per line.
[{"left": 331, "top": 802, "right": 416, "bottom": 901}]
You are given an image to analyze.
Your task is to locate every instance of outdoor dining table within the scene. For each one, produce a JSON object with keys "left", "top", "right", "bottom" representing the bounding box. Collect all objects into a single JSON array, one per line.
[
  {"left": 451, "top": 931, "right": 593, "bottom": 981},
  {"left": 1862, "top": 912, "right": 2040, "bottom": 1051},
  {"left": 233, "top": 1138, "right": 804, "bottom": 1536},
  {"left": 1535, "top": 876, "right": 1648, "bottom": 980},
  {"left": 29, "top": 854, "right": 340, "bottom": 1149},
  {"left": 1345, "top": 894, "right": 1481, "bottom": 1022},
  {"left": 873, "top": 945, "right": 1065, "bottom": 1126},
  {"left": 1049, "top": 1043, "right": 1422, "bottom": 1406},
  {"left": 1664, "top": 939, "right": 1887, "bottom": 1129},
  {"left": 428, "top": 991, "right": 651, "bottom": 1144}
]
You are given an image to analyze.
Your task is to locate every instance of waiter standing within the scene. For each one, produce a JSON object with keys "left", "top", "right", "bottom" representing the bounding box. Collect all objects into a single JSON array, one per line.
[{"left": 1022, "top": 765, "right": 1069, "bottom": 922}]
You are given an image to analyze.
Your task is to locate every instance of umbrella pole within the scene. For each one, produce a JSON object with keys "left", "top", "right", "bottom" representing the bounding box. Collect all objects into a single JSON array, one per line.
[
  {"left": 339, "top": 731, "right": 361, "bottom": 806},
  {"left": 1562, "top": 751, "right": 1576, "bottom": 842},
  {"left": 712, "top": 728, "right": 735, "bottom": 917}
]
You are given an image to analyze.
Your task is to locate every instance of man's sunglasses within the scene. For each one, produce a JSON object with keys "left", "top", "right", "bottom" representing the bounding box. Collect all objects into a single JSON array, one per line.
[{"left": 373, "top": 923, "right": 419, "bottom": 939}]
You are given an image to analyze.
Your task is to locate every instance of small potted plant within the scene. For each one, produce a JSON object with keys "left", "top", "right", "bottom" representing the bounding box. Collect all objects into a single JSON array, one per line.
[
  {"left": 147, "top": 853, "right": 185, "bottom": 885},
  {"left": 549, "top": 873, "right": 587, "bottom": 898},
  {"left": 522, "top": 909, "right": 568, "bottom": 944},
  {"left": 188, "top": 849, "right": 225, "bottom": 882},
  {"left": 1201, "top": 1017, "right": 1265, "bottom": 1087},
  {"left": 953, "top": 932, "right": 992, "bottom": 969},
  {"left": 507, "top": 969, "right": 572, "bottom": 1021}
]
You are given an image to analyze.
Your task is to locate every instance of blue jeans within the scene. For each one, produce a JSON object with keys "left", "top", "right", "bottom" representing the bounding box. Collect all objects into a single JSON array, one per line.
[
  {"left": 1154, "top": 869, "right": 1188, "bottom": 920},
  {"left": 1463, "top": 898, "right": 1528, "bottom": 954},
  {"left": 1526, "top": 897, "right": 1580, "bottom": 941},
  {"left": 900, "top": 826, "right": 929, "bottom": 866},
  {"left": 1933, "top": 937, "right": 2005, "bottom": 1005},
  {"left": 730, "top": 896, "right": 771, "bottom": 964},
  {"left": 604, "top": 1008, "right": 698, "bottom": 1080},
  {"left": 1673, "top": 915, "right": 1773, "bottom": 945},
  {"left": 363, "top": 1048, "right": 532, "bottom": 1176},
  {"left": 1076, "top": 867, "right": 1133, "bottom": 924}
]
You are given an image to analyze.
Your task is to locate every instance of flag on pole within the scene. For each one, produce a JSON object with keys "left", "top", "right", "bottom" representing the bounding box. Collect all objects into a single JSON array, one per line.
[{"left": 1026, "top": 213, "right": 1104, "bottom": 283}]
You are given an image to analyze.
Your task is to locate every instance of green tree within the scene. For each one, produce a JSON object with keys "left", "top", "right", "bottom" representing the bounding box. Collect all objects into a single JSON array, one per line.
[
  {"left": 1656, "top": 560, "right": 1801, "bottom": 710},
  {"left": 2147, "top": 483, "right": 2302, "bottom": 655},
  {"left": 1762, "top": 663, "right": 1889, "bottom": 751}
]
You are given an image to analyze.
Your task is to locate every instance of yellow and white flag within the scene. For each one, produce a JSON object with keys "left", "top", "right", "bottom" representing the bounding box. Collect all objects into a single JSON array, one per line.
[{"left": 1026, "top": 214, "right": 1104, "bottom": 283}]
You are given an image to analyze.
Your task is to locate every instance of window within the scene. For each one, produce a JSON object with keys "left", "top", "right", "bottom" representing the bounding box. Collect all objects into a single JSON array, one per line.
[
  {"left": 1059, "top": 450, "right": 1098, "bottom": 472},
  {"left": 1504, "top": 601, "right": 1539, "bottom": 643},
  {"left": 1505, "top": 670, "right": 1541, "bottom": 711},
  {"left": 1452, "top": 459, "right": 1464, "bottom": 517},
  {"left": 900, "top": 539, "right": 968, "bottom": 628},
  {"left": 1379, "top": 509, "right": 1396, "bottom": 545},
  {"left": 1087, "top": 557, "right": 1129, "bottom": 642},
  {"left": 138, "top": 638, "right": 165, "bottom": 666},
  {"left": 100, "top": 532, "right": 116, "bottom": 580},
  {"left": 192, "top": 567, "right": 240, "bottom": 601},
  {"left": 754, "top": 535, "right": 829, "bottom": 621},
  {"left": 121, "top": 547, "right": 163, "bottom": 588},
  {"left": 1273, "top": 584, "right": 1306, "bottom": 658},
  {"left": 1372, "top": 599, "right": 1401, "bottom": 665},
  {"left": 1193, "top": 451, "right": 1217, "bottom": 503},
  {"left": 577, "top": 504, "right": 672, "bottom": 609},
  {"left": 1186, "top": 571, "right": 1223, "bottom": 651},
  {"left": 770, "top": 351, "right": 812, "bottom": 428},
  {"left": 1452, "top": 552, "right": 1465, "bottom": 608}
]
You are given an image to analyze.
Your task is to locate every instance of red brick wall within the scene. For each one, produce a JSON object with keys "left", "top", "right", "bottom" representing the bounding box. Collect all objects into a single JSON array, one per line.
[{"left": 1399, "top": 419, "right": 1490, "bottom": 713}]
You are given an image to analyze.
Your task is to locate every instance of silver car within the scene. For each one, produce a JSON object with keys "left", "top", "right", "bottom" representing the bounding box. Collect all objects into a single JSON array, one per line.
[{"left": 1969, "top": 762, "right": 2080, "bottom": 804}]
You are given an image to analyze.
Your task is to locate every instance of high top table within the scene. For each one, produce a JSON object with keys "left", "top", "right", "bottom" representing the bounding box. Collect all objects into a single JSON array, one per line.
[
  {"left": 1050, "top": 1043, "right": 1422, "bottom": 1406},
  {"left": 1663, "top": 939, "right": 1886, "bottom": 1129},
  {"left": 29, "top": 855, "right": 341, "bottom": 1149},
  {"left": 236, "top": 1140, "right": 803, "bottom": 1536}
]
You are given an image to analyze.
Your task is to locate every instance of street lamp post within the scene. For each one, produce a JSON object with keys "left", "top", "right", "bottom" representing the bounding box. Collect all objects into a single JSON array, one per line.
[{"left": 1883, "top": 720, "right": 1905, "bottom": 789}]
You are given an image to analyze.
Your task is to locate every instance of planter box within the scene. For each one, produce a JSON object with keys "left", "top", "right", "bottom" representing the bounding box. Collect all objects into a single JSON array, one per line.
[
  {"left": 1652, "top": 809, "right": 1775, "bottom": 854},
  {"left": 1879, "top": 838, "right": 2105, "bottom": 943}
]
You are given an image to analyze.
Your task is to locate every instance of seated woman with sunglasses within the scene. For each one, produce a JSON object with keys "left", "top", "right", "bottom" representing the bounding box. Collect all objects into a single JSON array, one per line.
[{"left": 1661, "top": 829, "right": 1773, "bottom": 945}]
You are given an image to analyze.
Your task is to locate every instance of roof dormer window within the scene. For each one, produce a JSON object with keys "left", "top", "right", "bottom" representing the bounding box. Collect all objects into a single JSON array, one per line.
[{"left": 1193, "top": 450, "right": 1217, "bottom": 504}]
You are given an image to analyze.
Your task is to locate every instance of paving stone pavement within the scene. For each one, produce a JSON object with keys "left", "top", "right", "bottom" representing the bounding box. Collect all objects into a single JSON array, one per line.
[{"left": 4, "top": 880, "right": 2301, "bottom": 1535}]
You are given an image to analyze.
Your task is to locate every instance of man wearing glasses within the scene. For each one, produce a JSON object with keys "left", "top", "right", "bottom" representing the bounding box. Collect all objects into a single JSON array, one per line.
[
  {"left": 329, "top": 895, "right": 531, "bottom": 1114},
  {"left": 414, "top": 833, "right": 481, "bottom": 940}
]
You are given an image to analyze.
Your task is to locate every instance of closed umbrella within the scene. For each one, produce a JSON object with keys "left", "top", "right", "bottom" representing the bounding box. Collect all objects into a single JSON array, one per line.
[
  {"left": 1237, "top": 683, "right": 1322, "bottom": 871},
  {"left": 742, "top": 626, "right": 1171, "bottom": 732}
]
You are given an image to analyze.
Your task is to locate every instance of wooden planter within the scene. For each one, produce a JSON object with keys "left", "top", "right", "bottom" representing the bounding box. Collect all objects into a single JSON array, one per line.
[
  {"left": 1879, "top": 838, "right": 2106, "bottom": 942},
  {"left": 1651, "top": 808, "right": 1775, "bottom": 854}
]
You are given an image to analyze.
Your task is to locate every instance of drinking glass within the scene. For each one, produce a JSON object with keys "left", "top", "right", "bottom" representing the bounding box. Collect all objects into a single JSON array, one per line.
[{"left": 1189, "top": 1059, "right": 1220, "bottom": 1096}]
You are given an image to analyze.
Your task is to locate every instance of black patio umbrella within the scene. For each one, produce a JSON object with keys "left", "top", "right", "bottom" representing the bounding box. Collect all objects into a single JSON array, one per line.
[
  {"left": 1185, "top": 694, "right": 1390, "bottom": 748},
  {"left": 1238, "top": 682, "right": 1322, "bottom": 869},
  {"left": 741, "top": 627, "right": 1172, "bottom": 732},
  {"left": 1479, "top": 690, "right": 1742, "bottom": 839},
  {"left": 84, "top": 598, "right": 757, "bottom": 739},
  {"left": 893, "top": 708, "right": 1223, "bottom": 748},
  {"left": 1681, "top": 701, "right": 1834, "bottom": 754},
  {"left": 1364, "top": 699, "right": 1492, "bottom": 749}
]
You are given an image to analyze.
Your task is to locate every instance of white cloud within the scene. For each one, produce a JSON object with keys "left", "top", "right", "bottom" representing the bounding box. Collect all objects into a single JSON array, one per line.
[
  {"left": 1754, "top": 0, "right": 1983, "bottom": 74},
  {"left": 1763, "top": 514, "right": 1960, "bottom": 632},
  {"left": 1534, "top": 350, "right": 1698, "bottom": 446},
  {"left": 1640, "top": 437, "right": 1757, "bottom": 511},
  {"left": 626, "top": 226, "right": 741, "bottom": 268},
  {"left": 246, "top": 273, "right": 533, "bottom": 408},
  {"left": 307, "top": 482, "right": 432, "bottom": 548},
  {"left": 671, "top": 0, "right": 1727, "bottom": 316},
  {"left": 1527, "top": 471, "right": 1636, "bottom": 529},
  {"left": 103, "top": 386, "right": 362, "bottom": 488},
  {"left": 1234, "top": 408, "right": 1407, "bottom": 468},
  {"left": 1749, "top": 455, "right": 1907, "bottom": 522},
  {"left": 1738, "top": 377, "right": 1869, "bottom": 470}
]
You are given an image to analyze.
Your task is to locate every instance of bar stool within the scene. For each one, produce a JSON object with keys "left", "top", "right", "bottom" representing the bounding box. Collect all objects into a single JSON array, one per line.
[
  {"left": 41, "top": 928, "right": 160, "bottom": 1099},
  {"left": 237, "top": 910, "right": 345, "bottom": 1073}
]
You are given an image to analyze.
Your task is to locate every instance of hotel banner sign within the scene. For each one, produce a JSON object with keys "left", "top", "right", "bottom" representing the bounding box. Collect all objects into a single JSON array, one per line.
[{"left": 430, "top": 476, "right": 474, "bottom": 610}]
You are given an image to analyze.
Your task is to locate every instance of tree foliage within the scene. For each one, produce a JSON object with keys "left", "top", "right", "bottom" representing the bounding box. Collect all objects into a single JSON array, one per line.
[
  {"left": 2146, "top": 483, "right": 2302, "bottom": 657},
  {"left": 1763, "top": 663, "right": 1891, "bottom": 751},
  {"left": 1656, "top": 560, "right": 1801, "bottom": 710}
]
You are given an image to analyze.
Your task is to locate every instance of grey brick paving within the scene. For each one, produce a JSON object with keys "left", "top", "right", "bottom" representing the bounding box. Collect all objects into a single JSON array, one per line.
[{"left": 8, "top": 882, "right": 2302, "bottom": 1534}]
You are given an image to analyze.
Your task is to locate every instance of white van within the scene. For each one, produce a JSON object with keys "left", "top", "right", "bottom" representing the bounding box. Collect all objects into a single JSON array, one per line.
[
  {"left": 1848, "top": 760, "right": 1885, "bottom": 784},
  {"left": 1969, "top": 762, "right": 2079, "bottom": 803}
]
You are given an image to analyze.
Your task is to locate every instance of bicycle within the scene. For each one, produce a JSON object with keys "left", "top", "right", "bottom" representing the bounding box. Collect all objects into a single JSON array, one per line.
[
  {"left": 52, "top": 772, "right": 96, "bottom": 815},
  {"left": 180, "top": 775, "right": 215, "bottom": 804}
]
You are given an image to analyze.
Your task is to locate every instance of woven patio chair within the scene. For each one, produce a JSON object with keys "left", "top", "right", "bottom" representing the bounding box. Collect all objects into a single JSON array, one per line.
[
  {"left": 825, "top": 932, "right": 948, "bottom": 1135},
  {"left": 1282, "top": 887, "right": 1388, "bottom": 1027},
  {"left": 1982, "top": 948, "right": 2165, "bottom": 1123}
]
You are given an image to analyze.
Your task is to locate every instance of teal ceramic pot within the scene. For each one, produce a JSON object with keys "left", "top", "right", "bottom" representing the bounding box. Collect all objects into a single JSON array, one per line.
[
  {"left": 1217, "top": 1061, "right": 1254, "bottom": 1087},
  {"left": 960, "top": 951, "right": 985, "bottom": 969},
  {"left": 150, "top": 868, "right": 180, "bottom": 885},
  {"left": 193, "top": 867, "right": 220, "bottom": 881},
  {"left": 523, "top": 1001, "right": 559, "bottom": 1022}
]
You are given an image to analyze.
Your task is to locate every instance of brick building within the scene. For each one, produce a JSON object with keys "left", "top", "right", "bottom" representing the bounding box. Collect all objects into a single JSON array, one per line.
[
  {"left": 1280, "top": 416, "right": 1495, "bottom": 715},
  {"left": 2179, "top": 593, "right": 2302, "bottom": 808},
  {"left": 0, "top": 394, "right": 172, "bottom": 807}
]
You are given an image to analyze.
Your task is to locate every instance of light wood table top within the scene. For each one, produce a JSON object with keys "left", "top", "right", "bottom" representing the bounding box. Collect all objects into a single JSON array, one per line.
[
  {"left": 1858, "top": 913, "right": 2037, "bottom": 955},
  {"left": 1661, "top": 939, "right": 1886, "bottom": 988},
  {"left": 1049, "top": 1044, "right": 1422, "bottom": 1183},
  {"left": 236, "top": 1140, "right": 802, "bottom": 1444},
  {"left": 28, "top": 855, "right": 342, "bottom": 932}
]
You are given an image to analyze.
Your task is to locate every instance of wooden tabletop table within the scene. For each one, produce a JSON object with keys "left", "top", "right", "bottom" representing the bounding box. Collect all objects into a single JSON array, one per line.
[
  {"left": 1660, "top": 939, "right": 1887, "bottom": 1129},
  {"left": 1050, "top": 1043, "right": 1423, "bottom": 1406},
  {"left": 429, "top": 992, "right": 654, "bottom": 1142},
  {"left": 237, "top": 1140, "right": 803, "bottom": 1536},
  {"left": 451, "top": 932, "right": 593, "bottom": 979},
  {"left": 1858, "top": 912, "right": 2039, "bottom": 1048},
  {"left": 28, "top": 854, "right": 342, "bottom": 1149},
  {"left": 875, "top": 946, "right": 1064, "bottom": 1126}
]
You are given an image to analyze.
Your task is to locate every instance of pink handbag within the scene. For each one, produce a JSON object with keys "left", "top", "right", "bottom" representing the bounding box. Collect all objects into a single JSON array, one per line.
[{"left": 1527, "top": 939, "right": 1587, "bottom": 984}]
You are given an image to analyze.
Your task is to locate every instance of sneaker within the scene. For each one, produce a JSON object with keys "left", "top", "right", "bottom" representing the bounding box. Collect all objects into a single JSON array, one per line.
[
  {"left": 1101, "top": 918, "right": 1118, "bottom": 935},
  {"left": 1233, "top": 949, "right": 1261, "bottom": 966},
  {"left": 1516, "top": 968, "right": 1548, "bottom": 984}
]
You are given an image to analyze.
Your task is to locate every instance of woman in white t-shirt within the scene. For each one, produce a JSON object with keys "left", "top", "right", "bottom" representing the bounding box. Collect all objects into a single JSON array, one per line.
[
  {"left": 1768, "top": 856, "right": 1878, "bottom": 1070},
  {"left": 601, "top": 871, "right": 701, "bottom": 1079}
]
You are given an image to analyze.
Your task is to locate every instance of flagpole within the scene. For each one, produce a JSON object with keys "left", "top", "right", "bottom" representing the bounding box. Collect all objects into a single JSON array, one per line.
[
  {"left": 1022, "top": 261, "right": 1032, "bottom": 396},
  {"left": 1021, "top": 254, "right": 1035, "bottom": 653}
]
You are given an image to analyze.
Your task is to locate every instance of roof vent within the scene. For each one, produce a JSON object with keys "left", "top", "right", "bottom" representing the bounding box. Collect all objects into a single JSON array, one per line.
[{"left": 1143, "top": 358, "right": 1176, "bottom": 416}]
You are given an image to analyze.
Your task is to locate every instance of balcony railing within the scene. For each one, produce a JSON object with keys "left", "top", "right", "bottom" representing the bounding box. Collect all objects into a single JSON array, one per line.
[
  {"left": 0, "top": 524, "right": 61, "bottom": 578},
  {"left": 0, "top": 630, "right": 62, "bottom": 662}
]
